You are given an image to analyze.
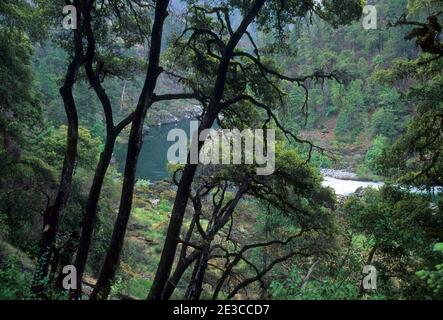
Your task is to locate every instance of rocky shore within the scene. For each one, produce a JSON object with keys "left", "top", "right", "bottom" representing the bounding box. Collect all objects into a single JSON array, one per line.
[
  {"left": 147, "top": 104, "right": 202, "bottom": 127},
  {"left": 320, "top": 168, "right": 358, "bottom": 180},
  {"left": 117, "top": 105, "right": 203, "bottom": 145}
]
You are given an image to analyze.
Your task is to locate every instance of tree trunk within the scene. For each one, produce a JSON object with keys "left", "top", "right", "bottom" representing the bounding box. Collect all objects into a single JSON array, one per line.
[
  {"left": 161, "top": 250, "right": 200, "bottom": 300},
  {"left": 161, "top": 180, "right": 248, "bottom": 299},
  {"left": 184, "top": 245, "right": 210, "bottom": 300},
  {"left": 148, "top": 0, "right": 266, "bottom": 300},
  {"left": 89, "top": 109, "right": 148, "bottom": 300},
  {"left": 70, "top": 134, "right": 116, "bottom": 299},
  {"left": 69, "top": 4, "right": 136, "bottom": 299},
  {"left": 90, "top": 0, "right": 170, "bottom": 300},
  {"left": 31, "top": 59, "right": 80, "bottom": 296},
  {"left": 30, "top": 0, "right": 91, "bottom": 297},
  {"left": 148, "top": 163, "right": 199, "bottom": 300}
]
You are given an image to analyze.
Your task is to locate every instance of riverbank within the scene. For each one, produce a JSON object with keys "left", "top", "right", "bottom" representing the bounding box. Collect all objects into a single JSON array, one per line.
[
  {"left": 321, "top": 176, "right": 383, "bottom": 196},
  {"left": 320, "top": 168, "right": 358, "bottom": 180},
  {"left": 319, "top": 169, "right": 384, "bottom": 195},
  {"left": 321, "top": 168, "right": 383, "bottom": 182},
  {"left": 146, "top": 104, "right": 202, "bottom": 127}
]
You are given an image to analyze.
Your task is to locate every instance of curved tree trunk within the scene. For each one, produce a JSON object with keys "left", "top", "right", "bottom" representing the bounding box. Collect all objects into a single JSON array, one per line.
[
  {"left": 148, "top": 0, "right": 267, "bottom": 300},
  {"left": 90, "top": 0, "right": 170, "bottom": 300},
  {"left": 30, "top": 0, "right": 95, "bottom": 298},
  {"left": 89, "top": 106, "right": 150, "bottom": 300},
  {"left": 158, "top": 180, "right": 249, "bottom": 300},
  {"left": 71, "top": 134, "right": 116, "bottom": 299},
  {"left": 69, "top": 2, "right": 137, "bottom": 299},
  {"left": 161, "top": 250, "right": 200, "bottom": 300},
  {"left": 184, "top": 245, "right": 210, "bottom": 300},
  {"left": 31, "top": 59, "right": 80, "bottom": 296}
]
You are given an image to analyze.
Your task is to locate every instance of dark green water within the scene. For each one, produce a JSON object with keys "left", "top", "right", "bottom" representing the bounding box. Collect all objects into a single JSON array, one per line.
[{"left": 115, "top": 120, "right": 192, "bottom": 181}]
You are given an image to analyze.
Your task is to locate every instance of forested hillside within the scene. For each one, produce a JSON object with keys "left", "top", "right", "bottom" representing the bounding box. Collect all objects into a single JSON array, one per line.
[{"left": 0, "top": 0, "right": 442, "bottom": 301}]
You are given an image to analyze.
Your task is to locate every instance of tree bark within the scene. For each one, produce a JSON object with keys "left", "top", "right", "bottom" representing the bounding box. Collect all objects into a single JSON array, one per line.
[
  {"left": 184, "top": 245, "right": 210, "bottom": 300},
  {"left": 69, "top": 2, "right": 137, "bottom": 299},
  {"left": 148, "top": 0, "right": 267, "bottom": 300},
  {"left": 159, "top": 180, "right": 249, "bottom": 300},
  {"left": 90, "top": 0, "right": 170, "bottom": 300},
  {"left": 71, "top": 134, "right": 116, "bottom": 299},
  {"left": 30, "top": 0, "right": 94, "bottom": 298},
  {"left": 71, "top": 0, "right": 196, "bottom": 300},
  {"left": 161, "top": 250, "right": 200, "bottom": 300},
  {"left": 300, "top": 259, "right": 320, "bottom": 291},
  {"left": 31, "top": 57, "right": 81, "bottom": 297}
]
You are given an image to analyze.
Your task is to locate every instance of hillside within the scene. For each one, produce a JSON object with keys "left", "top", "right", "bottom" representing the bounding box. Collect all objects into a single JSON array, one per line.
[{"left": 1, "top": 0, "right": 442, "bottom": 303}]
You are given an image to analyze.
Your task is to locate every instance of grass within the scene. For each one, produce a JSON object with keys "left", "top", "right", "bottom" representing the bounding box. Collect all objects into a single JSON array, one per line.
[
  {"left": 157, "top": 199, "right": 172, "bottom": 213},
  {"left": 126, "top": 277, "right": 152, "bottom": 299}
]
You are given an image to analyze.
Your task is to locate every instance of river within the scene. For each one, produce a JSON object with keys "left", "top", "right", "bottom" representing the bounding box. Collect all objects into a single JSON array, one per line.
[
  {"left": 114, "top": 120, "right": 384, "bottom": 195},
  {"left": 321, "top": 176, "right": 383, "bottom": 195},
  {"left": 114, "top": 120, "right": 192, "bottom": 181}
]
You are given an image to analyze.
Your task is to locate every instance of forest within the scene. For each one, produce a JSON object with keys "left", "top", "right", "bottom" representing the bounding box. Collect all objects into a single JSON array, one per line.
[{"left": 0, "top": 0, "right": 442, "bottom": 301}]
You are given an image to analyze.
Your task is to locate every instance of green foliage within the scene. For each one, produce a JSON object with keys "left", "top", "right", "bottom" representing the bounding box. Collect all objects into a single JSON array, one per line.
[
  {"left": 407, "top": 0, "right": 443, "bottom": 15},
  {"left": 113, "top": 276, "right": 152, "bottom": 300},
  {"left": 334, "top": 80, "right": 366, "bottom": 142},
  {"left": 0, "top": 0, "right": 48, "bottom": 41},
  {"left": 135, "top": 179, "right": 151, "bottom": 193},
  {"left": 416, "top": 243, "right": 443, "bottom": 298},
  {"left": 0, "top": 0, "right": 442, "bottom": 301},
  {"left": 0, "top": 213, "right": 8, "bottom": 240},
  {"left": 278, "top": 0, "right": 415, "bottom": 154},
  {"left": 257, "top": 0, "right": 363, "bottom": 33},
  {"left": 0, "top": 0, "right": 49, "bottom": 150},
  {"left": 0, "top": 246, "right": 33, "bottom": 300},
  {"left": 270, "top": 267, "right": 361, "bottom": 300},
  {"left": 344, "top": 186, "right": 443, "bottom": 298},
  {"left": 37, "top": 126, "right": 101, "bottom": 170},
  {"left": 377, "top": 57, "right": 443, "bottom": 188},
  {"left": 372, "top": 0, "right": 443, "bottom": 188},
  {"left": 369, "top": 103, "right": 405, "bottom": 139},
  {"left": 0, "top": 28, "right": 41, "bottom": 146},
  {"left": 157, "top": 199, "right": 172, "bottom": 213},
  {"left": 363, "top": 135, "right": 388, "bottom": 175}
]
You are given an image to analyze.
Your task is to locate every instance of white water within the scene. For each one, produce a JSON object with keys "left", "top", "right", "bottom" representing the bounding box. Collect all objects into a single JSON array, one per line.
[{"left": 322, "top": 176, "right": 383, "bottom": 195}]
